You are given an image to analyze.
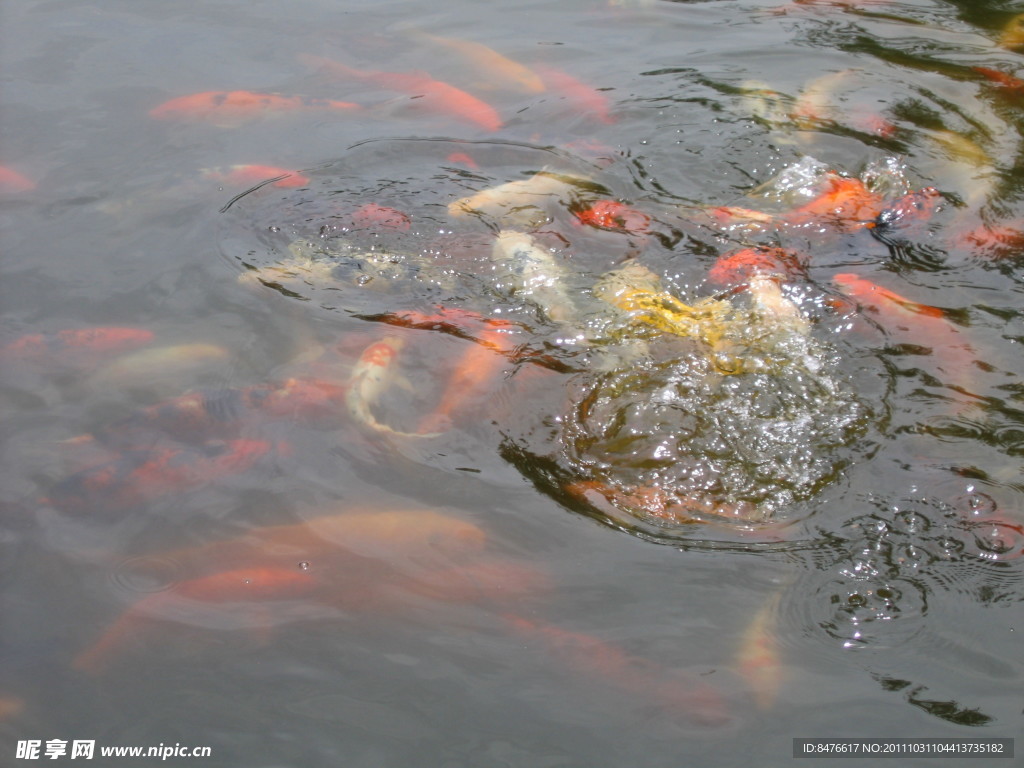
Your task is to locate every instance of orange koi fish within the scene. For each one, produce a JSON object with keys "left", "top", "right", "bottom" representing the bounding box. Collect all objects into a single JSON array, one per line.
[
  {"left": 707, "top": 246, "right": 803, "bottom": 286},
  {"left": 784, "top": 174, "right": 885, "bottom": 231},
  {"left": 149, "top": 90, "right": 361, "bottom": 124},
  {"left": 0, "top": 327, "right": 154, "bottom": 360},
  {"left": 299, "top": 54, "right": 502, "bottom": 132},
  {"left": 533, "top": 64, "right": 616, "bottom": 124},
  {"left": 202, "top": 164, "right": 310, "bottom": 188},
  {"left": 350, "top": 202, "right": 411, "bottom": 231},
  {"left": 0, "top": 165, "right": 36, "bottom": 192},
  {"left": 972, "top": 66, "right": 1024, "bottom": 95},
  {"left": 832, "top": 273, "right": 978, "bottom": 387},
  {"left": 952, "top": 222, "right": 1024, "bottom": 261},
  {"left": 502, "top": 614, "right": 731, "bottom": 727},
  {"left": 574, "top": 200, "right": 651, "bottom": 234},
  {"left": 74, "top": 508, "right": 492, "bottom": 672},
  {"left": 74, "top": 565, "right": 319, "bottom": 673},
  {"left": 446, "top": 151, "right": 479, "bottom": 169},
  {"left": 873, "top": 187, "right": 942, "bottom": 234},
  {"left": 416, "top": 324, "right": 516, "bottom": 434},
  {"left": 46, "top": 439, "right": 273, "bottom": 514},
  {"left": 407, "top": 29, "right": 545, "bottom": 94}
]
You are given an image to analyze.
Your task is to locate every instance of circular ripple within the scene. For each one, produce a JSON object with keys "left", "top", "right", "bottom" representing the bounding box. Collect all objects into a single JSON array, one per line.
[
  {"left": 110, "top": 555, "right": 184, "bottom": 595},
  {"left": 558, "top": 322, "right": 871, "bottom": 533}
]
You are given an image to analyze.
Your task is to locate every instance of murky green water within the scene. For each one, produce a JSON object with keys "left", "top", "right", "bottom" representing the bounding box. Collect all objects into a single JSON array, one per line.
[{"left": 2, "top": 0, "right": 1022, "bottom": 766}]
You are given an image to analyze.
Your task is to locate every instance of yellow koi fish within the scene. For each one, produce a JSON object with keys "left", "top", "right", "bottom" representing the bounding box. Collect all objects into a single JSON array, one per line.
[{"left": 408, "top": 29, "right": 545, "bottom": 94}]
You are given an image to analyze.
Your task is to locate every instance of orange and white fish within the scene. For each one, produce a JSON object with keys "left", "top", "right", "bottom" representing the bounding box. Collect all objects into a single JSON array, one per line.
[
  {"left": 149, "top": 90, "right": 361, "bottom": 125},
  {"left": 0, "top": 165, "right": 36, "bottom": 192},
  {"left": 202, "top": 164, "right": 310, "bottom": 188},
  {"left": 407, "top": 29, "right": 545, "bottom": 94},
  {"left": 533, "top": 64, "right": 616, "bottom": 124},
  {"left": 299, "top": 54, "right": 502, "bottom": 132}
]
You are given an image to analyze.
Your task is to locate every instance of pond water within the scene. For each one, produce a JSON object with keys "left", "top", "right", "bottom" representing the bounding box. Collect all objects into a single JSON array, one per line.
[{"left": 1, "top": 0, "right": 1022, "bottom": 765}]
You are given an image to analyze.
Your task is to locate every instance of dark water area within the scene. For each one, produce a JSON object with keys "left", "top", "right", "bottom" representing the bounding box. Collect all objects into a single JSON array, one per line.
[{"left": 2, "top": 0, "right": 1023, "bottom": 766}]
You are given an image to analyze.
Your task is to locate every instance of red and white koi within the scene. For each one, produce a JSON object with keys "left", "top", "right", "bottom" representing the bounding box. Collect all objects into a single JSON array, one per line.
[{"left": 347, "top": 336, "right": 438, "bottom": 438}]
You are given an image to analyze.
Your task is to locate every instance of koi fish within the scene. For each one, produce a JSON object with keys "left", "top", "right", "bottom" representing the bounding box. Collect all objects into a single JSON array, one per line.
[
  {"left": 0, "top": 327, "right": 154, "bottom": 361},
  {"left": 448, "top": 171, "right": 585, "bottom": 227},
  {"left": 784, "top": 174, "right": 885, "bottom": 231},
  {"left": 501, "top": 613, "right": 731, "bottom": 727},
  {"left": 74, "top": 508, "right": 491, "bottom": 672},
  {"left": 416, "top": 324, "right": 515, "bottom": 433},
  {"left": 999, "top": 13, "right": 1024, "bottom": 51},
  {"left": 90, "top": 343, "right": 230, "bottom": 389},
  {"left": 951, "top": 222, "right": 1024, "bottom": 261},
  {"left": 736, "top": 593, "right": 784, "bottom": 710},
  {"left": 202, "top": 164, "right": 310, "bottom": 188},
  {"left": 73, "top": 565, "right": 319, "bottom": 673},
  {"left": 972, "top": 66, "right": 1024, "bottom": 95},
  {"left": 407, "top": 29, "right": 545, "bottom": 94},
  {"left": 81, "top": 377, "right": 349, "bottom": 449},
  {"left": 298, "top": 54, "right": 502, "bottom": 132},
  {"left": 492, "top": 230, "right": 575, "bottom": 324},
  {"left": 832, "top": 272, "right": 979, "bottom": 388},
  {"left": 347, "top": 336, "right": 438, "bottom": 438},
  {"left": 872, "top": 187, "right": 942, "bottom": 233},
  {"left": 350, "top": 202, "right": 411, "bottom": 231},
  {"left": 791, "top": 69, "right": 896, "bottom": 138},
  {"left": 446, "top": 151, "right": 479, "bottom": 169},
  {"left": 532, "top": 65, "right": 616, "bottom": 124},
  {"left": 0, "top": 165, "right": 36, "bottom": 192},
  {"left": 707, "top": 246, "right": 803, "bottom": 286},
  {"left": 574, "top": 200, "right": 651, "bottom": 234},
  {"left": 149, "top": 90, "right": 361, "bottom": 125},
  {"left": 45, "top": 439, "right": 273, "bottom": 514}
]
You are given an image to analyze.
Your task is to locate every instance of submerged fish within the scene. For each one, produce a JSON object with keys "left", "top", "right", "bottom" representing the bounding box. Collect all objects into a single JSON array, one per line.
[
  {"left": 91, "top": 343, "right": 230, "bottom": 389},
  {"left": 502, "top": 613, "right": 731, "bottom": 727},
  {"left": 72, "top": 507, "right": 497, "bottom": 672},
  {"left": 407, "top": 29, "right": 545, "bottom": 94},
  {"left": 346, "top": 336, "right": 439, "bottom": 438},
  {"left": 149, "top": 90, "right": 361, "bottom": 126},
  {"left": 832, "top": 272, "right": 979, "bottom": 391},
  {"left": 0, "top": 165, "right": 36, "bottom": 192},
  {"left": 202, "top": 164, "right": 310, "bottom": 188},
  {"left": 533, "top": 64, "right": 616, "bottom": 124},
  {"left": 45, "top": 439, "right": 274, "bottom": 514},
  {"left": 299, "top": 54, "right": 502, "bottom": 132},
  {"left": 1, "top": 327, "right": 154, "bottom": 362}
]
